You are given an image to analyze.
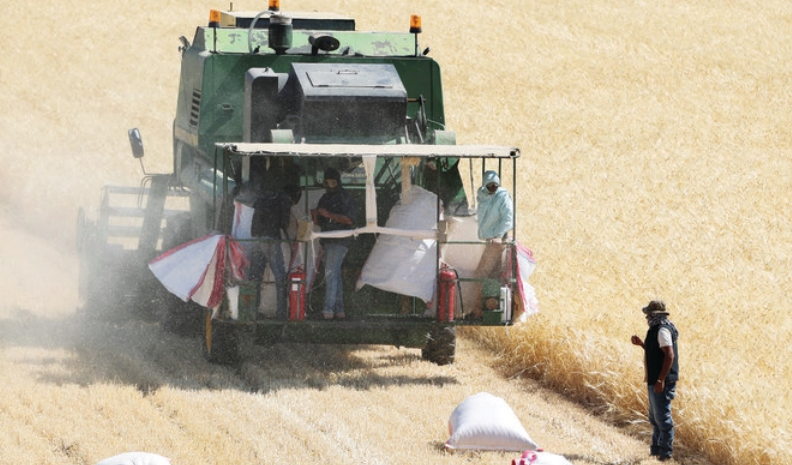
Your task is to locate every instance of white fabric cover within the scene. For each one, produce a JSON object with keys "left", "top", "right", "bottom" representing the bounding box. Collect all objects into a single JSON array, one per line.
[
  {"left": 512, "top": 242, "right": 540, "bottom": 321},
  {"left": 94, "top": 452, "right": 171, "bottom": 465},
  {"left": 439, "top": 215, "right": 485, "bottom": 314},
  {"left": 446, "top": 392, "right": 538, "bottom": 451},
  {"left": 439, "top": 217, "right": 540, "bottom": 322},
  {"left": 148, "top": 234, "right": 248, "bottom": 310},
  {"left": 356, "top": 186, "right": 438, "bottom": 302},
  {"left": 231, "top": 200, "right": 255, "bottom": 242}
]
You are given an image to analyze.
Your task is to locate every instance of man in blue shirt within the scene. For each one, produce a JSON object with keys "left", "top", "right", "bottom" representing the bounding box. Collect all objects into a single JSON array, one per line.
[
  {"left": 469, "top": 170, "right": 514, "bottom": 319},
  {"left": 476, "top": 170, "right": 513, "bottom": 241}
]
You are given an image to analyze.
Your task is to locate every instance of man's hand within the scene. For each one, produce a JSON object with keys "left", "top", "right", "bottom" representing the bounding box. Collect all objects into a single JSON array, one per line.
[
  {"left": 631, "top": 335, "right": 644, "bottom": 348},
  {"left": 654, "top": 379, "right": 665, "bottom": 393}
]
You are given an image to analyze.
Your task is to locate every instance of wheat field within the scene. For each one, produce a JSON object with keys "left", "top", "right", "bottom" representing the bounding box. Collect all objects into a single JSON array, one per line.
[{"left": 1, "top": 0, "right": 790, "bottom": 464}]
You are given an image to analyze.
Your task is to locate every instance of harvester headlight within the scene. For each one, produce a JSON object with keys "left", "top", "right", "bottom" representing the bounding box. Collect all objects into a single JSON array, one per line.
[
  {"left": 208, "top": 9, "right": 221, "bottom": 27},
  {"left": 410, "top": 15, "right": 422, "bottom": 34}
]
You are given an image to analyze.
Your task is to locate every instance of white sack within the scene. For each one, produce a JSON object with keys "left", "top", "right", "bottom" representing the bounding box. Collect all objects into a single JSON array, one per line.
[
  {"left": 356, "top": 186, "right": 438, "bottom": 301},
  {"left": 94, "top": 452, "right": 171, "bottom": 465},
  {"left": 446, "top": 392, "right": 538, "bottom": 451}
]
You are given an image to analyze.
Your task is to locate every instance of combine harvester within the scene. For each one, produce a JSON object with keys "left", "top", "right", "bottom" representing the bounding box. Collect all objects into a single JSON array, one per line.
[{"left": 77, "top": 1, "right": 537, "bottom": 366}]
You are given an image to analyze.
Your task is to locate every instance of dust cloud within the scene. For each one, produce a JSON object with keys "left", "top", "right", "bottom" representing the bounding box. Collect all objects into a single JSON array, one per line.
[{"left": 0, "top": 1, "right": 189, "bottom": 319}]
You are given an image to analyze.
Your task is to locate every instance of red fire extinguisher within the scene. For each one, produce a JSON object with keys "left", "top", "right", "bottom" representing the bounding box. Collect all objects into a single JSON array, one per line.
[
  {"left": 437, "top": 265, "right": 458, "bottom": 322},
  {"left": 288, "top": 267, "right": 306, "bottom": 321}
]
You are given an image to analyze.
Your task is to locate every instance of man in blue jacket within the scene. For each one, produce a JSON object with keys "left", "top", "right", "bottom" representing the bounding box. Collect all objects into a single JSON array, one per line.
[{"left": 470, "top": 170, "right": 514, "bottom": 319}]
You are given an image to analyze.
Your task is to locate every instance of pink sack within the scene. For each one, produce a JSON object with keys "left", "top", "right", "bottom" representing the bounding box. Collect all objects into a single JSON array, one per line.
[{"left": 512, "top": 449, "right": 573, "bottom": 465}]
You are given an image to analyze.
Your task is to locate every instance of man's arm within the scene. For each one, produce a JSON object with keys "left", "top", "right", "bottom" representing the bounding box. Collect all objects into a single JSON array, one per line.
[
  {"left": 315, "top": 208, "right": 353, "bottom": 225},
  {"left": 495, "top": 193, "right": 514, "bottom": 239},
  {"left": 654, "top": 345, "right": 675, "bottom": 393},
  {"left": 631, "top": 335, "right": 647, "bottom": 383},
  {"left": 279, "top": 196, "right": 292, "bottom": 237}
]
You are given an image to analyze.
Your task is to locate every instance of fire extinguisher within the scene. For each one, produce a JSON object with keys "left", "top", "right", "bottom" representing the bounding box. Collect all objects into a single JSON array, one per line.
[
  {"left": 288, "top": 267, "right": 306, "bottom": 321},
  {"left": 437, "top": 265, "right": 458, "bottom": 322}
]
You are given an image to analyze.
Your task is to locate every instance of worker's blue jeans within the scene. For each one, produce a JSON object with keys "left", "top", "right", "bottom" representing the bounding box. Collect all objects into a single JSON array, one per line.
[
  {"left": 321, "top": 243, "right": 348, "bottom": 316},
  {"left": 647, "top": 382, "right": 676, "bottom": 458},
  {"left": 248, "top": 238, "right": 287, "bottom": 320}
]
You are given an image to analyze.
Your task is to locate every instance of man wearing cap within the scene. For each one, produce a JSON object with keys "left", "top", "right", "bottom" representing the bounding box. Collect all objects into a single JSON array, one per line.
[
  {"left": 311, "top": 167, "right": 357, "bottom": 320},
  {"left": 469, "top": 170, "right": 514, "bottom": 319},
  {"left": 631, "top": 300, "right": 680, "bottom": 461}
]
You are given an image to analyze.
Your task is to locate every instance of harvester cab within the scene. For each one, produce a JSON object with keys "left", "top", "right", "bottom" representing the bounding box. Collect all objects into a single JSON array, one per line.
[{"left": 77, "top": 3, "right": 536, "bottom": 366}]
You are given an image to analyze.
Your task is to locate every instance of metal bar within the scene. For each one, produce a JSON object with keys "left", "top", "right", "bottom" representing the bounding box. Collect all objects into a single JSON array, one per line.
[
  {"left": 137, "top": 175, "right": 170, "bottom": 257},
  {"left": 219, "top": 143, "right": 520, "bottom": 159}
]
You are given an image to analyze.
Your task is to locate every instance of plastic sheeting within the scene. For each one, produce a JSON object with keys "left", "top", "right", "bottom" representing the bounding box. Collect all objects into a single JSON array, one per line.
[
  {"left": 356, "top": 186, "right": 438, "bottom": 302},
  {"left": 148, "top": 234, "right": 248, "bottom": 310},
  {"left": 511, "top": 242, "right": 540, "bottom": 321}
]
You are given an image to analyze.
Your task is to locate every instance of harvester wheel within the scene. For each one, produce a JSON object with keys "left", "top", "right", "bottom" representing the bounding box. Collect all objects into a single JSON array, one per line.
[
  {"left": 203, "top": 311, "right": 240, "bottom": 366},
  {"left": 422, "top": 325, "right": 456, "bottom": 365},
  {"left": 161, "top": 297, "right": 204, "bottom": 338}
]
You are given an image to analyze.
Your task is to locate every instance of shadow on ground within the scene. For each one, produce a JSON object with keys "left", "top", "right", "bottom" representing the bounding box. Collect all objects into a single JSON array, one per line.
[{"left": 0, "top": 306, "right": 457, "bottom": 394}]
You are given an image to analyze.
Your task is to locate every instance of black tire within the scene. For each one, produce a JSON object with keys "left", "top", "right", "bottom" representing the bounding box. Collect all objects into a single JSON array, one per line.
[
  {"left": 161, "top": 296, "right": 204, "bottom": 338},
  {"left": 203, "top": 311, "right": 240, "bottom": 366},
  {"left": 422, "top": 325, "right": 456, "bottom": 365}
]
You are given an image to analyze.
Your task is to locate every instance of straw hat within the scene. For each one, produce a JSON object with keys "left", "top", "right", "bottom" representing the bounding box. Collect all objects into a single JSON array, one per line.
[{"left": 642, "top": 300, "right": 668, "bottom": 315}]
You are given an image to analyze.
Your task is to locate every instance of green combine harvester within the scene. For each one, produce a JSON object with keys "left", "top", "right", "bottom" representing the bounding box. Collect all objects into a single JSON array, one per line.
[{"left": 77, "top": 1, "right": 528, "bottom": 366}]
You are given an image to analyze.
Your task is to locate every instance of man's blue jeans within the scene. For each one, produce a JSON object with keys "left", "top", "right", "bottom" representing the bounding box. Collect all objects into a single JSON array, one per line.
[
  {"left": 321, "top": 243, "right": 348, "bottom": 316},
  {"left": 248, "top": 238, "right": 287, "bottom": 320},
  {"left": 647, "top": 382, "right": 676, "bottom": 458}
]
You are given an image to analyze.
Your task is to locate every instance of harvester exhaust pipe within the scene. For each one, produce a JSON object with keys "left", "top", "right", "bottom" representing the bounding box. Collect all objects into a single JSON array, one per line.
[{"left": 269, "top": 12, "right": 293, "bottom": 55}]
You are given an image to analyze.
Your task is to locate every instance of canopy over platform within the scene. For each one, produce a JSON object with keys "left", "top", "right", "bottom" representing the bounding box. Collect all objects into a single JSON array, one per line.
[{"left": 217, "top": 143, "right": 520, "bottom": 159}]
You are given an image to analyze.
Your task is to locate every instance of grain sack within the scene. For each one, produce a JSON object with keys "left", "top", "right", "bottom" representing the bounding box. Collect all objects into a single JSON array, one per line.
[{"left": 445, "top": 392, "right": 538, "bottom": 451}]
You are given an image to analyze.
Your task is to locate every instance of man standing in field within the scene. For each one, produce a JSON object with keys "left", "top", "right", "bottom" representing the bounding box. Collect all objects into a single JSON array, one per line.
[{"left": 631, "top": 300, "right": 680, "bottom": 462}]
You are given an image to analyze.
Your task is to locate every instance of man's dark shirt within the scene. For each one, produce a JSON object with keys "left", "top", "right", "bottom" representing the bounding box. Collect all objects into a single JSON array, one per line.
[
  {"left": 251, "top": 190, "right": 292, "bottom": 239},
  {"left": 316, "top": 187, "right": 357, "bottom": 247}
]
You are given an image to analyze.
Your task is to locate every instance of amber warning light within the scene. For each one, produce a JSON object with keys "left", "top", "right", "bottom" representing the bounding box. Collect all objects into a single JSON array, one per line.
[
  {"left": 410, "top": 15, "right": 422, "bottom": 33},
  {"left": 208, "top": 9, "right": 221, "bottom": 27},
  {"left": 269, "top": 0, "right": 281, "bottom": 11}
]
